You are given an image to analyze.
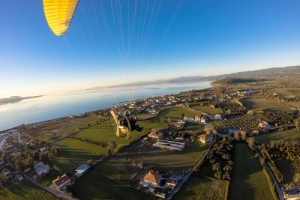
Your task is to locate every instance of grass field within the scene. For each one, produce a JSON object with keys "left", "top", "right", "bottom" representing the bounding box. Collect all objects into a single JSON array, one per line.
[
  {"left": 180, "top": 142, "right": 207, "bottom": 159},
  {"left": 183, "top": 122, "right": 204, "bottom": 132},
  {"left": 69, "top": 169, "right": 154, "bottom": 200},
  {"left": 191, "top": 105, "right": 223, "bottom": 115},
  {"left": 241, "top": 97, "right": 289, "bottom": 111},
  {"left": 159, "top": 107, "right": 200, "bottom": 120},
  {"left": 285, "top": 101, "right": 300, "bottom": 108},
  {"left": 228, "top": 143, "right": 275, "bottom": 200},
  {"left": 255, "top": 129, "right": 300, "bottom": 144},
  {"left": 173, "top": 177, "right": 228, "bottom": 200},
  {"left": 0, "top": 180, "right": 56, "bottom": 200},
  {"left": 51, "top": 119, "right": 167, "bottom": 173},
  {"left": 52, "top": 138, "right": 107, "bottom": 172},
  {"left": 75, "top": 119, "right": 166, "bottom": 145}
]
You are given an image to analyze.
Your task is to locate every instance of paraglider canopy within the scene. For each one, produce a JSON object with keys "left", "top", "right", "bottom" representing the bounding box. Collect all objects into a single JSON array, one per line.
[{"left": 43, "top": 0, "right": 79, "bottom": 36}]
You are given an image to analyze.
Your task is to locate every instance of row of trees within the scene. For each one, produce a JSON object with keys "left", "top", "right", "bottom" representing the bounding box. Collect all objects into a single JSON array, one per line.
[{"left": 201, "top": 137, "right": 235, "bottom": 180}]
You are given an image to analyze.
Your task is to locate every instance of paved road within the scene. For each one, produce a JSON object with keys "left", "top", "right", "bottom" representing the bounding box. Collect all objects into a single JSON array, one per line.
[
  {"left": 253, "top": 145, "right": 284, "bottom": 200},
  {"left": 9, "top": 163, "right": 74, "bottom": 200}
]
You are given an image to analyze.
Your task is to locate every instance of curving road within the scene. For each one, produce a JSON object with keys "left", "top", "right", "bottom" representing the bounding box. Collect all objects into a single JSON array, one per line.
[{"left": 8, "top": 163, "right": 74, "bottom": 200}]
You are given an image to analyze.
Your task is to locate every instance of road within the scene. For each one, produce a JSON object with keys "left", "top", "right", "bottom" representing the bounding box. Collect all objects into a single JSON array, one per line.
[
  {"left": 8, "top": 163, "right": 74, "bottom": 200},
  {"left": 166, "top": 144, "right": 212, "bottom": 200},
  {"left": 252, "top": 145, "right": 284, "bottom": 200}
]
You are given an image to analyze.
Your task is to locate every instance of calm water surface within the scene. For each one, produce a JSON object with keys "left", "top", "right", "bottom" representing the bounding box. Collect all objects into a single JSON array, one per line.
[{"left": 0, "top": 81, "right": 211, "bottom": 131}]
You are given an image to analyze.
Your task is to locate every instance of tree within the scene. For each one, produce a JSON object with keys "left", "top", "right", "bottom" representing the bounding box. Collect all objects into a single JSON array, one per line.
[
  {"left": 214, "top": 170, "right": 222, "bottom": 179},
  {"left": 180, "top": 113, "right": 184, "bottom": 119},
  {"left": 15, "top": 159, "right": 24, "bottom": 170},
  {"left": 233, "top": 132, "right": 240, "bottom": 141},
  {"left": 240, "top": 130, "right": 247, "bottom": 141},
  {"left": 212, "top": 162, "right": 220, "bottom": 171}
]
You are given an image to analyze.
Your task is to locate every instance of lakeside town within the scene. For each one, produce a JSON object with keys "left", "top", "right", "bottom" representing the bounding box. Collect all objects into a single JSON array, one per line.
[{"left": 1, "top": 77, "right": 300, "bottom": 200}]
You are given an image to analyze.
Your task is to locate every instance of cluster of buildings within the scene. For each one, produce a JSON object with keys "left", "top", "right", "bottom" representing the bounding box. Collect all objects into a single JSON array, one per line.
[
  {"left": 139, "top": 171, "right": 182, "bottom": 198},
  {"left": 51, "top": 163, "right": 90, "bottom": 191}
]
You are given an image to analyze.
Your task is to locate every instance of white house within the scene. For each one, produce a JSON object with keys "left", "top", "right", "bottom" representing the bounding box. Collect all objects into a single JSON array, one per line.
[
  {"left": 214, "top": 114, "right": 222, "bottom": 120},
  {"left": 34, "top": 162, "right": 50, "bottom": 177},
  {"left": 2, "top": 168, "right": 10, "bottom": 176},
  {"left": 14, "top": 174, "right": 24, "bottom": 181}
]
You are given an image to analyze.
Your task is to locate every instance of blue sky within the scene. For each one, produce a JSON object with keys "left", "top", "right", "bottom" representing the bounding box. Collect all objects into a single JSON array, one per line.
[{"left": 1, "top": 0, "right": 300, "bottom": 98}]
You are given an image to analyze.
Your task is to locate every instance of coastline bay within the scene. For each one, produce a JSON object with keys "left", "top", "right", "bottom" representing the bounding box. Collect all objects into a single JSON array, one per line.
[{"left": 0, "top": 81, "right": 211, "bottom": 131}]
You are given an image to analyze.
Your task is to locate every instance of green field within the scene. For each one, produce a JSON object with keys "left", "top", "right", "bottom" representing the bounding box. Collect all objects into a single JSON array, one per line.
[
  {"left": 51, "top": 119, "right": 166, "bottom": 172},
  {"left": 241, "top": 97, "right": 289, "bottom": 111},
  {"left": 285, "top": 101, "right": 300, "bottom": 108},
  {"left": 228, "top": 143, "right": 275, "bottom": 200},
  {"left": 70, "top": 169, "right": 154, "bottom": 200},
  {"left": 255, "top": 129, "right": 300, "bottom": 144},
  {"left": 173, "top": 177, "right": 228, "bottom": 200},
  {"left": 75, "top": 119, "right": 166, "bottom": 145},
  {"left": 52, "top": 138, "right": 106, "bottom": 172},
  {"left": 183, "top": 122, "right": 204, "bottom": 132},
  {"left": 0, "top": 180, "right": 56, "bottom": 200},
  {"left": 180, "top": 142, "right": 207, "bottom": 159},
  {"left": 192, "top": 105, "right": 223, "bottom": 115},
  {"left": 159, "top": 107, "right": 200, "bottom": 119}
]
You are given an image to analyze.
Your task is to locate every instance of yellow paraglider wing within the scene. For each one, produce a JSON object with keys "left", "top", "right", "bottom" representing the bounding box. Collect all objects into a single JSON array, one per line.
[{"left": 43, "top": 0, "right": 79, "bottom": 36}]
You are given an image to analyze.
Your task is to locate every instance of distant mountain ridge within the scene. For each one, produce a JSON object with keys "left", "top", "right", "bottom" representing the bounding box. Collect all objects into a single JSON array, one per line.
[
  {"left": 204, "top": 65, "right": 300, "bottom": 80},
  {"left": 0, "top": 95, "right": 42, "bottom": 105}
]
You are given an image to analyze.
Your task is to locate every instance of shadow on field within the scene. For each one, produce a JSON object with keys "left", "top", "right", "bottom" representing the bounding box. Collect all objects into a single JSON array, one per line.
[{"left": 228, "top": 143, "right": 269, "bottom": 200}]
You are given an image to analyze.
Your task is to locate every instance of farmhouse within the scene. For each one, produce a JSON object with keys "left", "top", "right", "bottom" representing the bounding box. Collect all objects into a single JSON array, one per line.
[
  {"left": 148, "top": 132, "right": 164, "bottom": 139},
  {"left": 198, "top": 133, "right": 214, "bottom": 144},
  {"left": 34, "top": 162, "right": 50, "bottom": 177},
  {"left": 194, "top": 115, "right": 201, "bottom": 122},
  {"left": 2, "top": 168, "right": 10, "bottom": 176},
  {"left": 214, "top": 114, "right": 222, "bottom": 120},
  {"left": 75, "top": 164, "right": 90, "bottom": 178},
  {"left": 183, "top": 116, "right": 194, "bottom": 122},
  {"left": 52, "top": 174, "right": 71, "bottom": 190},
  {"left": 141, "top": 171, "right": 162, "bottom": 187}
]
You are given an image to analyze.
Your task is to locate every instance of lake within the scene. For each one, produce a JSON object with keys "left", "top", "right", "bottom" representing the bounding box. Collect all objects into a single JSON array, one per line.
[{"left": 0, "top": 81, "right": 212, "bottom": 131}]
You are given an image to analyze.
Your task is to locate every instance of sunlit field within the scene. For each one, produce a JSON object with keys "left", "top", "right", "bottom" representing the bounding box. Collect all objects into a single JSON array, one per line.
[{"left": 228, "top": 143, "right": 275, "bottom": 200}]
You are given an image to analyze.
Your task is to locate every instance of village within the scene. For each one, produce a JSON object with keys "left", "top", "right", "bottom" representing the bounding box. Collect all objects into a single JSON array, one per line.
[{"left": 1, "top": 85, "right": 300, "bottom": 200}]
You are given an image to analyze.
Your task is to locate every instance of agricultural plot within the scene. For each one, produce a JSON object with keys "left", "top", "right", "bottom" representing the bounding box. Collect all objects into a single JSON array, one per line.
[
  {"left": 51, "top": 138, "right": 106, "bottom": 172},
  {"left": 173, "top": 177, "right": 228, "bottom": 200},
  {"left": 190, "top": 105, "right": 223, "bottom": 115},
  {"left": 0, "top": 180, "right": 56, "bottom": 200},
  {"left": 255, "top": 129, "right": 300, "bottom": 144},
  {"left": 228, "top": 143, "right": 275, "bottom": 200},
  {"left": 211, "top": 115, "right": 258, "bottom": 130},
  {"left": 70, "top": 139, "right": 204, "bottom": 199},
  {"left": 285, "top": 101, "right": 300, "bottom": 108},
  {"left": 219, "top": 102, "right": 244, "bottom": 114},
  {"left": 183, "top": 122, "right": 204, "bottom": 132},
  {"left": 158, "top": 107, "right": 200, "bottom": 120},
  {"left": 241, "top": 97, "right": 289, "bottom": 111},
  {"left": 260, "top": 111, "right": 298, "bottom": 125},
  {"left": 70, "top": 170, "right": 153, "bottom": 200},
  {"left": 74, "top": 119, "right": 166, "bottom": 145},
  {"left": 103, "top": 140, "right": 196, "bottom": 184},
  {"left": 21, "top": 115, "right": 99, "bottom": 142}
]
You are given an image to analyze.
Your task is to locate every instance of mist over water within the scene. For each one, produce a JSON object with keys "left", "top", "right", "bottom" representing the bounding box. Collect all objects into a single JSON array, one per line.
[{"left": 0, "top": 81, "right": 211, "bottom": 131}]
